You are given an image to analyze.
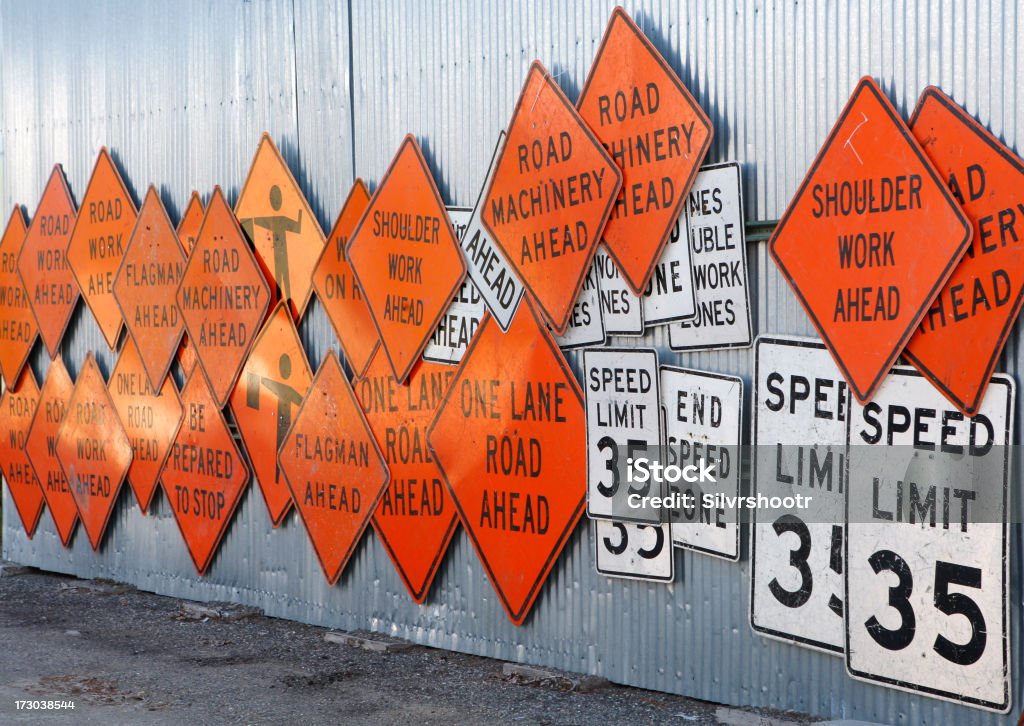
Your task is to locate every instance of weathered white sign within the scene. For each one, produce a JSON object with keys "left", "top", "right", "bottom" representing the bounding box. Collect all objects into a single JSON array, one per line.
[
  {"left": 641, "top": 215, "right": 696, "bottom": 326},
  {"left": 459, "top": 131, "right": 525, "bottom": 331},
  {"left": 750, "top": 335, "right": 847, "bottom": 654},
  {"left": 594, "top": 247, "right": 643, "bottom": 335},
  {"left": 669, "top": 162, "right": 752, "bottom": 351},
  {"left": 594, "top": 520, "right": 673, "bottom": 582},
  {"left": 845, "top": 367, "right": 1012, "bottom": 712},
  {"left": 424, "top": 207, "right": 484, "bottom": 364},
  {"left": 661, "top": 366, "right": 742, "bottom": 560},
  {"left": 585, "top": 348, "right": 662, "bottom": 523},
  {"left": 555, "top": 262, "right": 604, "bottom": 349}
]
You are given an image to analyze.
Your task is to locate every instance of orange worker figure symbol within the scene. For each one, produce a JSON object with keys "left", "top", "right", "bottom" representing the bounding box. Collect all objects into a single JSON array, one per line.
[
  {"left": 245, "top": 350, "right": 304, "bottom": 481},
  {"left": 242, "top": 185, "right": 303, "bottom": 300}
]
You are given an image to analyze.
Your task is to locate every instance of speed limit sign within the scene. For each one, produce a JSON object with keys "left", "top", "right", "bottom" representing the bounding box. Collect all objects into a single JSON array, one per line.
[
  {"left": 845, "top": 367, "right": 1013, "bottom": 712},
  {"left": 751, "top": 336, "right": 847, "bottom": 654},
  {"left": 594, "top": 519, "right": 673, "bottom": 582}
]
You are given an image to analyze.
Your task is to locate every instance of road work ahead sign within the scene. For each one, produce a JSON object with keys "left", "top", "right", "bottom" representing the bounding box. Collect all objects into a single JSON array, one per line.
[{"left": 769, "top": 77, "right": 971, "bottom": 403}]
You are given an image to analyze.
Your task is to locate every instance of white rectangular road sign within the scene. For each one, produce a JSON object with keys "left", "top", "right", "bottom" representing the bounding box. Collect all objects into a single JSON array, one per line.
[
  {"left": 459, "top": 131, "right": 525, "bottom": 332},
  {"left": 584, "top": 348, "right": 663, "bottom": 524},
  {"left": 750, "top": 336, "right": 848, "bottom": 654},
  {"left": 594, "top": 520, "right": 673, "bottom": 582},
  {"left": 641, "top": 215, "right": 696, "bottom": 326},
  {"left": 555, "top": 261, "right": 604, "bottom": 349},
  {"left": 669, "top": 162, "right": 752, "bottom": 351},
  {"left": 594, "top": 247, "right": 643, "bottom": 335},
  {"left": 661, "top": 366, "right": 742, "bottom": 560},
  {"left": 845, "top": 368, "right": 1013, "bottom": 712},
  {"left": 424, "top": 207, "right": 485, "bottom": 364}
]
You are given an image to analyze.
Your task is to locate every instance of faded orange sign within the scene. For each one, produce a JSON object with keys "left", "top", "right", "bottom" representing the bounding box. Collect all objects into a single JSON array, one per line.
[
  {"left": 230, "top": 301, "right": 312, "bottom": 527},
  {"left": 0, "top": 207, "right": 38, "bottom": 384},
  {"left": 56, "top": 354, "right": 133, "bottom": 551},
  {"left": 904, "top": 87, "right": 1024, "bottom": 415},
  {"left": 769, "top": 77, "right": 972, "bottom": 402},
  {"left": 25, "top": 358, "right": 78, "bottom": 546},
  {"left": 67, "top": 149, "right": 138, "bottom": 348},
  {"left": 312, "top": 179, "right": 379, "bottom": 376},
  {"left": 176, "top": 187, "right": 271, "bottom": 407},
  {"left": 161, "top": 370, "right": 249, "bottom": 575},
  {"left": 279, "top": 351, "right": 389, "bottom": 585},
  {"left": 0, "top": 367, "right": 44, "bottom": 537},
  {"left": 577, "top": 7, "right": 713, "bottom": 294},
  {"left": 355, "top": 348, "right": 457, "bottom": 603},
  {"left": 237, "top": 134, "right": 326, "bottom": 319},
  {"left": 113, "top": 186, "right": 186, "bottom": 390},
  {"left": 427, "top": 301, "right": 586, "bottom": 625},
  {"left": 109, "top": 338, "right": 183, "bottom": 514},
  {"left": 18, "top": 165, "right": 80, "bottom": 358},
  {"left": 482, "top": 61, "right": 623, "bottom": 334},
  {"left": 347, "top": 136, "right": 467, "bottom": 383}
]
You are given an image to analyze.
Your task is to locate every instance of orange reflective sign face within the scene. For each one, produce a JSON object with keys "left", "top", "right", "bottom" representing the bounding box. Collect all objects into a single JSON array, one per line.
[
  {"left": 109, "top": 339, "right": 183, "bottom": 514},
  {"left": 0, "top": 368, "right": 44, "bottom": 537},
  {"left": 355, "top": 349, "right": 457, "bottom": 603},
  {"left": 18, "top": 165, "right": 80, "bottom": 358},
  {"left": 67, "top": 149, "right": 138, "bottom": 348},
  {"left": 161, "top": 370, "right": 249, "bottom": 575},
  {"left": 482, "top": 61, "right": 623, "bottom": 334},
  {"left": 347, "top": 136, "right": 467, "bottom": 383},
  {"left": 56, "top": 355, "right": 133, "bottom": 551},
  {"left": 176, "top": 187, "right": 271, "bottom": 407},
  {"left": 230, "top": 301, "right": 312, "bottom": 527},
  {"left": 427, "top": 301, "right": 586, "bottom": 625},
  {"left": 279, "top": 351, "right": 389, "bottom": 585},
  {"left": 176, "top": 193, "right": 205, "bottom": 376},
  {"left": 25, "top": 358, "right": 77, "bottom": 546},
  {"left": 113, "top": 186, "right": 186, "bottom": 390},
  {"left": 312, "top": 179, "right": 380, "bottom": 376},
  {"left": 769, "top": 77, "right": 972, "bottom": 402},
  {"left": 904, "top": 88, "right": 1024, "bottom": 415},
  {"left": 237, "top": 134, "right": 326, "bottom": 319},
  {"left": 577, "top": 7, "right": 712, "bottom": 294},
  {"left": 177, "top": 192, "right": 205, "bottom": 255},
  {"left": 0, "top": 207, "right": 38, "bottom": 384}
]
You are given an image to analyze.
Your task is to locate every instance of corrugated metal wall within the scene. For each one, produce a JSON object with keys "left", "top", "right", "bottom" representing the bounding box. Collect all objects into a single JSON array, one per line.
[{"left": 1, "top": 1, "right": 1020, "bottom": 722}]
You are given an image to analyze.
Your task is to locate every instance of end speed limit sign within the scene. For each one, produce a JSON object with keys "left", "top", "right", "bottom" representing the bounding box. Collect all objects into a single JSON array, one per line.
[{"left": 845, "top": 368, "right": 1013, "bottom": 712}]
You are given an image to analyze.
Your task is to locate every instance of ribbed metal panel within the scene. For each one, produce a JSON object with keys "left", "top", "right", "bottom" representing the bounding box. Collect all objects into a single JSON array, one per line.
[{"left": 2, "top": 1, "right": 1021, "bottom": 722}]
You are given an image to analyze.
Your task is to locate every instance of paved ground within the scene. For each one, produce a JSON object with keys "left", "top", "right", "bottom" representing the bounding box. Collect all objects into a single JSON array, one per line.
[{"left": 0, "top": 567, "right": 817, "bottom": 725}]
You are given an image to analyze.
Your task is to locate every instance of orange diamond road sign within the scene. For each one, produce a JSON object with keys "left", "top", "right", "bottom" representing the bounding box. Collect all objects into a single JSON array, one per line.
[
  {"left": 355, "top": 348, "right": 458, "bottom": 603},
  {"left": 0, "top": 367, "right": 44, "bottom": 537},
  {"left": 176, "top": 192, "right": 205, "bottom": 376},
  {"left": 18, "top": 165, "right": 80, "bottom": 359},
  {"left": 56, "top": 354, "right": 133, "bottom": 551},
  {"left": 177, "top": 192, "right": 205, "bottom": 255},
  {"left": 25, "top": 358, "right": 77, "bottom": 546},
  {"left": 904, "top": 88, "right": 1024, "bottom": 415},
  {"left": 113, "top": 186, "right": 187, "bottom": 390},
  {"left": 237, "top": 134, "right": 326, "bottom": 319},
  {"left": 769, "top": 77, "right": 972, "bottom": 402},
  {"left": 427, "top": 300, "right": 586, "bottom": 625},
  {"left": 481, "top": 61, "right": 622, "bottom": 334},
  {"left": 279, "top": 351, "right": 389, "bottom": 585},
  {"left": 0, "top": 207, "right": 38, "bottom": 384},
  {"left": 67, "top": 149, "right": 138, "bottom": 349},
  {"left": 176, "top": 186, "right": 271, "bottom": 407},
  {"left": 109, "top": 339, "right": 183, "bottom": 514},
  {"left": 577, "top": 7, "right": 713, "bottom": 295},
  {"left": 312, "top": 179, "right": 380, "bottom": 376},
  {"left": 161, "top": 370, "right": 249, "bottom": 575},
  {"left": 347, "top": 136, "right": 467, "bottom": 383},
  {"left": 230, "top": 301, "right": 312, "bottom": 527}
]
